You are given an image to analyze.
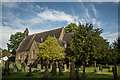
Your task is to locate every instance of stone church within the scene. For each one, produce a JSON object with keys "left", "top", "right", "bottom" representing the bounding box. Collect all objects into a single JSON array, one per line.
[{"left": 15, "top": 27, "right": 73, "bottom": 65}]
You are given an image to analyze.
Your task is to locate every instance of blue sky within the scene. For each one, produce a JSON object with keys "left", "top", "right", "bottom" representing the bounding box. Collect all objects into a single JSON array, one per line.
[{"left": 1, "top": 2, "right": 118, "bottom": 49}]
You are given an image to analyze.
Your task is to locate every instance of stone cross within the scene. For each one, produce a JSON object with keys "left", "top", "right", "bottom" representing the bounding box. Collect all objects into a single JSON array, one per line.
[
  {"left": 70, "top": 60, "right": 76, "bottom": 80},
  {"left": 13, "top": 64, "right": 18, "bottom": 73},
  {"left": 21, "top": 62, "right": 25, "bottom": 72}
]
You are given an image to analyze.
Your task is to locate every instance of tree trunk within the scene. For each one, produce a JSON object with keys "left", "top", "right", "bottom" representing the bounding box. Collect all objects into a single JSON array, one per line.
[
  {"left": 113, "top": 59, "right": 117, "bottom": 80},
  {"left": 82, "top": 60, "right": 86, "bottom": 79}
]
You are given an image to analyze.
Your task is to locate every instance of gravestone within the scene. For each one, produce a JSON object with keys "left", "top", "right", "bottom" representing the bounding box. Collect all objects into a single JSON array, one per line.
[
  {"left": 3, "top": 61, "right": 9, "bottom": 75},
  {"left": 26, "top": 63, "right": 33, "bottom": 77},
  {"left": 70, "top": 60, "right": 76, "bottom": 80},
  {"left": 37, "top": 64, "right": 41, "bottom": 71},
  {"left": 58, "top": 61, "right": 63, "bottom": 75},
  {"left": 94, "top": 61, "right": 97, "bottom": 72},
  {"left": 21, "top": 62, "right": 25, "bottom": 72},
  {"left": 43, "top": 66, "right": 45, "bottom": 69},
  {"left": 81, "top": 65, "right": 83, "bottom": 71},
  {"left": 13, "top": 64, "right": 18, "bottom": 73},
  {"left": 64, "top": 64, "right": 67, "bottom": 72},
  {"left": 52, "top": 61, "right": 56, "bottom": 75},
  {"left": 76, "top": 68, "right": 80, "bottom": 79}
]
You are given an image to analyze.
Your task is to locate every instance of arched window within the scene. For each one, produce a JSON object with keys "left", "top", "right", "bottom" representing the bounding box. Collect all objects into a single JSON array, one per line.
[{"left": 31, "top": 50, "right": 35, "bottom": 59}]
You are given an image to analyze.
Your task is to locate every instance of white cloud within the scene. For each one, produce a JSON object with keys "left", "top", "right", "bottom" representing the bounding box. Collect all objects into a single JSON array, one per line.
[
  {"left": 101, "top": 32, "right": 118, "bottom": 44},
  {"left": 37, "top": 9, "right": 78, "bottom": 24},
  {"left": 0, "top": 26, "right": 47, "bottom": 49},
  {"left": 91, "top": 4, "right": 97, "bottom": 17},
  {"left": 85, "top": 8, "right": 90, "bottom": 18}
]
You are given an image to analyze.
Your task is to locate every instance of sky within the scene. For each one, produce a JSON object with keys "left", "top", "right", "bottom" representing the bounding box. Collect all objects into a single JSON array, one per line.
[{"left": 0, "top": 1, "right": 119, "bottom": 49}]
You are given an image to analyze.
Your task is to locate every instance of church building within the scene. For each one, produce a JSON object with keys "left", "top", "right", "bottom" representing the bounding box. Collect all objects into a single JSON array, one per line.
[{"left": 15, "top": 27, "right": 73, "bottom": 65}]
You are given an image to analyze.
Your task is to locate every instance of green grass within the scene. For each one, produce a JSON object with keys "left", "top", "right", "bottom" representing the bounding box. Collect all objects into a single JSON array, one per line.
[{"left": 2, "top": 63, "right": 120, "bottom": 79}]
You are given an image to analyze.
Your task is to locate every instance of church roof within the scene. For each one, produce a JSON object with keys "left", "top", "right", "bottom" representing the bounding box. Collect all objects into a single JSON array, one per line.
[{"left": 17, "top": 28, "right": 72, "bottom": 52}]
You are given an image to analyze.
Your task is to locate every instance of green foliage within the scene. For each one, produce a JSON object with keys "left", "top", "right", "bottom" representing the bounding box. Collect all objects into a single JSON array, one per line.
[
  {"left": 7, "top": 32, "right": 24, "bottom": 53},
  {"left": 2, "top": 49, "right": 9, "bottom": 52},
  {"left": 65, "top": 23, "right": 78, "bottom": 33},
  {"left": 108, "top": 37, "right": 120, "bottom": 63},
  {"left": 38, "top": 36, "right": 66, "bottom": 60},
  {"left": 68, "top": 23, "right": 108, "bottom": 62}
]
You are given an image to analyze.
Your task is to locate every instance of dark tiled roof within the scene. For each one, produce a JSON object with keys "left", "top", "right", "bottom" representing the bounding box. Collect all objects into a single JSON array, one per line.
[
  {"left": 17, "top": 28, "right": 62, "bottom": 52},
  {"left": 17, "top": 35, "right": 34, "bottom": 52}
]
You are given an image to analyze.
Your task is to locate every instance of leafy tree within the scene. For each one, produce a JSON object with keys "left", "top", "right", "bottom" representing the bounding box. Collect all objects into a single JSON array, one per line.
[
  {"left": 107, "top": 37, "right": 120, "bottom": 79},
  {"left": 65, "top": 23, "right": 78, "bottom": 33},
  {"left": 7, "top": 32, "right": 24, "bottom": 62},
  {"left": 38, "top": 36, "right": 66, "bottom": 75},
  {"left": 7, "top": 32, "right": 24, "bottom": 53},
  {"left": 68, "top": 23, "right": 108, "bottom": 77},
  {"left": 38, "top": 36, "right": 66, "bottom": 61}
]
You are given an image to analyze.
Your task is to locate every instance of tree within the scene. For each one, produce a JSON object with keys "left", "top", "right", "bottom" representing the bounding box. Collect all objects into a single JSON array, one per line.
[
  {"left": 108, "top": 37, "right": 120, "bottom": 79},
  {"left": 38, "top": 36, "right": 66, "bottom": 76},
  {"left": 7, "top": 32, "right": 24, "bottom": 62},
  {"left": 68, "top": 23, "right": 108, "bottom": 77},
  {"left": 38, "top": 36, "right": 66, "bottom": 61},
  {"left": 7, "top": 32, "right": 24, "bottom": 53},
  {"left": 65, "top": 23, "right": 78, "bottom": 33}
]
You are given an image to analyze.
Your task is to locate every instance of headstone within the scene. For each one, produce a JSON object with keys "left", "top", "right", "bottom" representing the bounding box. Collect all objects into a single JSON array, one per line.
[
  {"left": 81, "top": 65, "right": 83, "bottom": 71},
  {"left": 70, "top": 60, "right": 76, "bottom": 80},
  {"left": 21, "top": 62, "right": 25, "bottom": 72},
  {"left": 52, "top": 61, "right": 56, "bottom": 75},
  {"left": 64, "top": 64, "right": 67, "bottom": 72},
  {"left": 26, "top": 63, "right": 33, "bottom": 77},
  {"left": 37, "top": 64, "right": 41, "bottom": 71},
  {"left": 3, "top": 61, "right": 9, "bottom": 75},
  {"left": 43, "top": 66, "right": 45, "bottom": 69},
  {"left": 58, "top": 61, "right": 63, "bottom": 75},
  {"left": 13, "top": 64, "right": 18, "bottom": 73},
  {"left": 76, "top": 68, "right": 80, "bottom": 79},
  {"left": 94, "top": 61, "right": 97, "bottom": 72}
]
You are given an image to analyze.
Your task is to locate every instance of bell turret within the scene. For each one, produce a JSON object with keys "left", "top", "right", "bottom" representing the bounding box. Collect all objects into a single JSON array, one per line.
[{"left": 24, "top": 28, "right": 29, "bottom": 37}]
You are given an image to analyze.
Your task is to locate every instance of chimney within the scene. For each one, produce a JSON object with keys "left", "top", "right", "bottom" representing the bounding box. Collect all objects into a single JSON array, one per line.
[
  {"left": 24, "top": 28, "right": 29, "bottom": 37},
  {"left": 59, "top": 27, "right": 65, "bottom": 40}
]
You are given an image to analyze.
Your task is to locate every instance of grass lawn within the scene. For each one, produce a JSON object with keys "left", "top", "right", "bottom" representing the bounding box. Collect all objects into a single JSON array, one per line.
[{"left": 2, "top": 63, "right": 120, "bottom": 80}]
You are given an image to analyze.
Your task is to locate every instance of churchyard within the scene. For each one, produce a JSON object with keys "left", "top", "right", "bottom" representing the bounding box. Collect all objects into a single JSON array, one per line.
[{"left": 1, "top": 61, "right": 120, "bottom": 80}]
